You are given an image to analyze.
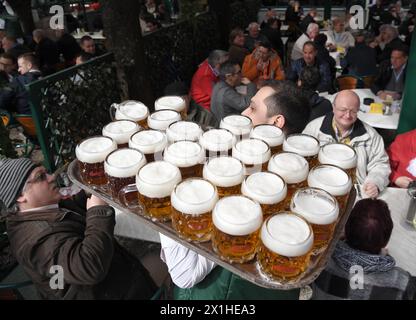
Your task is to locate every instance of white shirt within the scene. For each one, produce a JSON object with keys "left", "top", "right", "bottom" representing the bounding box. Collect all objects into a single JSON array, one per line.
[
  {"left": 159, "top": 233, "right": 217, "bottom": 289},
  {"left": 21, "top": 204, "right": 59, "bottom": 212}
]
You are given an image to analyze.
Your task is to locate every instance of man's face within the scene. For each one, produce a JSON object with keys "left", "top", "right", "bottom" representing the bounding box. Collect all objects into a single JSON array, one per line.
[
  {"left": 1, "top": 38, "right": 13, "bottom": 51},
  {"left": 0, "top": 57, "right": 16, "bottom": 74},
  {"left": 258, "top": 46, "right": 270, "bottom": 62},
  {"left": 307, "top": 27, "right": 319, "bottom": 40},
  {"left": 334, "top": 21, "right": 345, "bottom": 33},
  {"left": 249, "top": 25, "right": 260, "bottom": 38},
  {"left": 81, "top": 39, "right": 96, "bottom": 54},
  {"left": 391, "top": 50, "right": 407, "bottom": 70},
  {"left": 17, "top": 58, "right": 31, "bottom": 75},
  {"left": 332, "top": 93, "right": 359, "bottom": 130},
  {"left": 227, "top": 64, "right": 242, "bottom": 87},
  {"left": 303, "top": 45, "right": 316, "bottom": 65},
  {"left": 18, "top": 166, "right": 61, "bottom": 209},
  {"left": 233, "top": 33, "right": 245, "bottom": 47},
  {"left": 242, "top": 86, "right": 276, "bottom": 126}
]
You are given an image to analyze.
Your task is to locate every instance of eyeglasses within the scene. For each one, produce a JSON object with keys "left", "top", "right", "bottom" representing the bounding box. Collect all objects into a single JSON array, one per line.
[
  {"left": 335, "top": 108, "right": 358, "bottom": 116},
  {"left": 26, "top": 171, "right": 49, "bottom": 184}
]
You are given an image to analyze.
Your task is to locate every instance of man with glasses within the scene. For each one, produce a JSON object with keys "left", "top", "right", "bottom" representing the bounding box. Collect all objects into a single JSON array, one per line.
[
  {"left": 0, "top": 53, "right": 17, "bottom": 82},
  {"left": 303, "top": 90, "right": 391, "bottom": 198},
  {"left": 211, "top": 60, "right": 256, "bottom": 123},
  {"left": 0, "top": 158, "right": 157, "bottom": 299}
]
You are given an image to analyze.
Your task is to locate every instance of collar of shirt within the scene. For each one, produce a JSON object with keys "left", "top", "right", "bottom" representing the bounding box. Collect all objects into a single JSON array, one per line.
[
  {"left": 21, "top": 204, "right": 59, "bottom": 212},
  {"left": 208, "top": 63, "right": 219, "bottom": 77},
  {"left": 332, "top": 118, "right": 353, "bottom": 144},
  {"left": 392, "top": 63, "right": 406, "bottom": 82}
]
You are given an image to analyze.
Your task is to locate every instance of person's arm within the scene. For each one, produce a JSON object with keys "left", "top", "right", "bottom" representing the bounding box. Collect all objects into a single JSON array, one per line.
[
  {"left": 272, "top": 56, "right": 285, "bottom": 80},
  {"left": 160, "top": 234, "right": 216, "bottom": 289},
  {"left": 242, "top": 54, "right": 259, "bottom": 82},
  {"left": 387, "top": 134, "right": 414, "bottom": 188},
  {"left": 223, "top": 83, "right": 256, "bottom": 114},
  {"left": 317, "top": 63, "right": 333, "bottom": 92}
]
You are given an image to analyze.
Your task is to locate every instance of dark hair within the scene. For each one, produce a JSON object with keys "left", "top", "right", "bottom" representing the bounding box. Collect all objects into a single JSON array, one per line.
[
  {"left": 391, "top": 43, "right": 409, "bottom": 57},
  {"left": 0, "top": 52, "right": 17, "bottom": 65},
  {"left": 303, "top": 40, "right": 317, "bottom": 51},
  {"left": 257, "top": 40, "right": 272, "bottom": 50},
  {"left": 229, "top": 28, "right": 244, "bottom": 45},
  {"left": 80, "top": 35, "right": 93, "bottom": 44},
  {"left": 267, "top": 18, "right": 280, "bottom": 28},
  {"left": 345, "top": 199, "right": 393, "bottom": 254},
  {"left": 17, "top": 53, "right": 39, "bottom": 69},
  {"left": 76, "top": 52, "right": 94, "bottom": 63},
  {"left": 163, "top": 81, "right": 189, "bottom": 96},
  {"left": 299, "top": 66, "right": 321, "bottom": 91},
  {"left": 314, "top": 34, "right": 327, "bottom": 47},
  {"left": 264, "top": 83, "right": 310, "bottom": 135},
  {"left": 219, "top": 61, "right": 240, "bottom": 79}
]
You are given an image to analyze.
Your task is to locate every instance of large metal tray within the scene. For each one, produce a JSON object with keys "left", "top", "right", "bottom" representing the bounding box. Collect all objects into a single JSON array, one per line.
[{"left": 67, "top": 160, "right": 356, "bottom": 290}]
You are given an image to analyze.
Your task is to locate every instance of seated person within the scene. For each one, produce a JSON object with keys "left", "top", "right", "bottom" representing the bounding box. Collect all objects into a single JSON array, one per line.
[
  {"left": 244, "top": 22, "right": 269, "bottom": 53},
  {"left": 303, "top": 90, "right": 391, "bottom": 198},
  {"left": 211, "top": 61, "right": 256, "bottom": 123},
  {"left": 387, "top": 128, "right": 416, "bottom": 188},
  {"left": 228, "top": 28, "right": 249, "bottom": 68},
  {"left": 371, "top": 44, "right": 408, "bottom": 101},
  {"left": 297, "top": 66, "right": 332, "bottom": 121},
  {"left": 0, "top": 158, "right": 157, "bottom": 300},
  {"left": 324, "top": 16, "right": 355, "bottom": 51},
  {"left": 32, "top": 29, "right": 60, "bottom": 75},
  {"left": 291, "top": 23, "right": 319, "bottom": 61},
  {"left": 314, "top": 34, "right": 336, "bottom": 80},
  {"left": 80, "top": 35, "right": 104, "bottom": 57},
  {"left": 299, "top": 7, "right": 317, "bottom": 34},
  {"left": 261, "top": 18, "right": 285, "bottom": 61},
  {"left": 1, "top": 36, "right": 30, "bottom": 61},
  {"left": 242, "top": 41, "right": 285, "bottom": 87},
  {"left": 0, "top": 53, "right": 18, "bottom": 82},
  {"left": 370, "top": 24, "right": 404, "bottom": 63},
  {"left": 287, "top": 41, "right": 333, "bottom": 93},
  {"left": 312, "top": 198, "right": 415, "bottom": 300}
]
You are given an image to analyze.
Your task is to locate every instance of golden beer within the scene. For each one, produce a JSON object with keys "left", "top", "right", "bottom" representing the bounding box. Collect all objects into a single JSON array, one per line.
[
  {"left": 171, "top": 178, "right": 218, "bottom": 242},
  {"left": 136, "top": 161, "right": 182, "bottom": 221},
  {"left": 129, "top": 129, "right": 167, "bottom": 163},
  {"left": 290, "top": 188, "right": 339, "bottom": 253},
  {"left": 164, "top": 140, "right": 205, "bottom": 179},
  {"left": 199, "top": 128, "right": 236, "bottom": 159},
  {"left": 258, "top": 212, "right": 313, "bottom": 280},
  {"left": 102, "top": 120, "right": 140, "bottom": 148},
  {"left": 219, "top": 115, "right": 253, "bottom": 142},
  {"left": 212, "top": 196, "right": 263, "bottom": 263},
  {"left": 283, "top": 134, "right": 320, "bottom": 169},
  {"left": 318, "top": 143, "right": 357, "bottom": 183},
  {"left": 232, "top": 138, "right": 271, "bottom": 175},
  {"left": 76, "top": 136, "right": 117, "bottom": 186},
  {"left": 104, "top": 148, "right": 146, "bottom": 199},
  {"left": 250, "top": 124, "right": 284, "bottom": 155},
  {"left": 166, "top": 121, "right": 203, "bottom": 143},
  {"left": 155, "top": 95, "right": 187, "bottom": 119},
  {"left": 203, "top": 156, "right": 244, "bottom": 198},
  {"left": 112, "top": 100, "right": 149, "bottom": 128},
  {"left": 147, "top": 109, "right": 181, "bottom": 132},
  {"left": 241, "top": 171, "right": 287, "bottom": 218}
]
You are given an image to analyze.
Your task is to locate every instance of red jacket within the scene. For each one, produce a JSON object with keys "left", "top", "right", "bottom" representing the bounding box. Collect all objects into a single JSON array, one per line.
[
  {"left": 190, "top": 59, "right": 219, "bottom": 111},
  {"left": 387, "top": 129, "right": 416, "bottom": 185}
]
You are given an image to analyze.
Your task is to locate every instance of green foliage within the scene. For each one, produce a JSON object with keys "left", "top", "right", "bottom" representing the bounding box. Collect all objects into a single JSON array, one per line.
[{"left": 179, "top": 0, "right": 208, "bottom": 20}]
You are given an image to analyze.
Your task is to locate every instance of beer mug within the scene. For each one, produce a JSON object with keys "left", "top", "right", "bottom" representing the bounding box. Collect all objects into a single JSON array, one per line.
[
  {"left": 163, "top": 140, "right": 205, "bottom": 179},
  {"left": 129, "top": 129, "right": 167, "bottom": 163},
  {"left": 147, "top": 109, "right": 181, "bottom": 132},
  {"left": 290, "top": 187, "right": 339, "bottom": 253},
  {"left": 171, "top": 178, "right": 219, "bottom": 242},
  {"left": 102, "top": 120, "right": 140, "bottom": 148},
  {"left": 104, "top": 148, "right": 146, "bottom": 199},
  {"left": 76, "top": 136, "right": 117, "bottom": 186},
  {"left": 241, "top": 171, "right": 287, "bottom": 218},
  {"left": 155, "top": 95, "right": 187, "bottom": 119},
  {"left": 219, "top": 115, "right": 253, "bottom": 142},
  {"left": 166, "top": 121, "right": 203, "bottom": 143},
  {"left": 257, "top": 212, "right": 314, "bottom": 280},
  {"left": 307, "top": 164, "right": 352, "bottom": 216},
  {"left": 318, "top": 143, "right": 357, "bottom": 183},
  {"left": 212, "top": 195, "right": 263, "bottom": 263},
  {"left": 283, "top": 133, "right": 320, "bottom": 168},
  {"left": 199, "top": 128, "right": 236, "bottom": 159},
  {"left": 203, "top": 156, "right": 244, "bottom": 198},
  {"left": 232, "top": 138, "right": 271, "bottom": 175},
  {"left": 134, "top": 161, "right": 182, "bottom": 221},
  {"left": 250, "top": 124, "right": 284, "bottom": 155},
  {"left": 110, "top": 100, "right": 149, "bottom": 128},
  {"left": 268, "top": 152, "right": 309, "bottom": 209}
]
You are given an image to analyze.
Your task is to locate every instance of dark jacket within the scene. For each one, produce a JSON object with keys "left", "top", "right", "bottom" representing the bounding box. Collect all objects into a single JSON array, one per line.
[
  {"left": 261, "top": 28, "right": 285, "bottom": 61},
  {"left": 56, "top": 33, "right": 82, "bottom": 65},
  {"left": 10, "top": 70, "right": 42, "bottom": 114},
  {"left": 228, "top": 44, "right": 249, "bottom": 68},
  {"left": 345, "top": 42, "right": 378, "bottom": 77},
  {"left": 35, "top": 38, "right": 60, "bottom": 75},
  {"left": 371, "top": 60, "right": 407, "bottom": 95},
  {"left": 6, "top": 44, "right": 30, "bottom": 61},
  {"left": 376, "top": 37, "right": 404, "bottom": 63},
  {"left": 299, "top": 14, "right": 316, "bottom": 33},
  {"left": 305, "top": 90, "right": 333, "bottom": 122},
  {"left": 6, "top": 204, "right": 157, "bottom": 300}
]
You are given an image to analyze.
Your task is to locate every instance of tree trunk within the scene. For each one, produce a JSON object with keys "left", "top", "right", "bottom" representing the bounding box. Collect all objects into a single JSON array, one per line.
[
  {"left": 7, "top": 0, "right": 35, "bottom": 35},
  {"left": 100, "top": 0, "right": 154, "bottom": 107}
]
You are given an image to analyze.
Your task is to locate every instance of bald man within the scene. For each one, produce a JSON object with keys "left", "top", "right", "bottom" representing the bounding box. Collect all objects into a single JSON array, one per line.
[{"left": 303, "top": 90, "right": 391, "bottom": 198}]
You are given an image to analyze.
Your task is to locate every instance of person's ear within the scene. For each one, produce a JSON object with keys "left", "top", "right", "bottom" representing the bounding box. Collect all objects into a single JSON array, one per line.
[
  {"left": 270, "top": 114, "right": 285, "bottom": 129},
  {"left": 16, "top": 192, "right": 28, "bottom": 205}
]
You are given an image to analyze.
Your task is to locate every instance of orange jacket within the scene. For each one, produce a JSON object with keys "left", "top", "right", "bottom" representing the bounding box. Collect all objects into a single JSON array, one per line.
[{"left": 242, "top": 48, "right": 285, "bottom": 83}]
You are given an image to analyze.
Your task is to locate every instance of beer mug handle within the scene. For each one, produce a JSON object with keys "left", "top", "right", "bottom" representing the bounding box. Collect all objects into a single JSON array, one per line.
[
  {"left": 118, "top": 183, "right": 142, "bottom": 211},
  {"left": 109, "top": 103, "right": 118, "bottom": 121}
]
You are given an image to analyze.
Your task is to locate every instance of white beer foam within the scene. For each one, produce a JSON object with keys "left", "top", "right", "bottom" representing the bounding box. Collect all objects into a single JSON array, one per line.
[
  {"left": 220, "top": 115, "right": 252, "bottom": 137},
  {"left": 164, "top": 141, "right": 205, "bottom": 168},
  {"left": 76, "top": 136, "right": 117, "bottom": 163},
  {"left": 115, "top": 101, "right": 149, "bottom": 121},
  {"left": 155, "top": 96, "right": 186, "bottom": 112},
  {"left": 290, "top": 188, "right": 339, "bottom": 225},
  {"left": 171, "top": 178, "right": 218, "bottom": 215},
  {"left": 319, "top": 143, "right": 357, "bottom": 170},
  {"left": 250, "top": 125, "right": 284, "bottom": 148},
  {"left": 268, "top": 152, "right": 309, "bottom": 184},
  {"left": 283, "top": 134, "right": 320, "bottom": 157},
  {"left": 212, "top": 196, "right": 262, "bottom": 236},
  {"left": 203, "top": 156, "right": 244, "bottom": 187},
  {"left": 261, "top": 213, "right": 313, "bottom": 257},
  {"left": 199, "top": 129, "right": 236, "bottom": 152},
  {"left": 147, "top": 110, "right": 181, "bottom": 131},
  {"left": 104, "top": 148, "right": 146, "bottom": 178},
  {"left": 232, "top": 139, "right": 271, "bottom": 165},
  {"left": 136, "top": 161, "right": 181, "bottom": 198},
  {"left": 308, "top": 165, "right": 352, "bottom": 196},
  {"left": 242, "top": 172, "right": 287, "bottom": 205},
  {"left": 129, "top": 130, "right": 167, "bottom": 154},
  {"left": 166, "top": 121, "right": 203, "bottom": 143},
  {"left": 102, "top": 120, "right": 139, "bottom": 144}
]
